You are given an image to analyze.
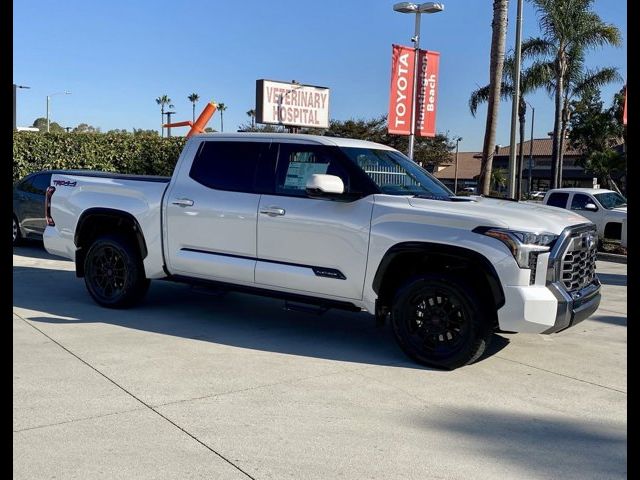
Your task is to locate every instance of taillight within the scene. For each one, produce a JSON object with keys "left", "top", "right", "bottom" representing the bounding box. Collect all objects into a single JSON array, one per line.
[{"left": 45, "top": 186, "right": 56, "bottom": 226}]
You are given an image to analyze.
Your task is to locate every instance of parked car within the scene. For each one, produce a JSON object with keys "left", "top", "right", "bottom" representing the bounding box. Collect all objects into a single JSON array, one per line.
[
  {"left": 13, "top": 171, "right": 57, "bottom": 245},
  {"left": 43, "top": 133, "right": 601, "bottom": 369},
  {"left": 541, "top": 188, "right": 627, "bottom": 244}
]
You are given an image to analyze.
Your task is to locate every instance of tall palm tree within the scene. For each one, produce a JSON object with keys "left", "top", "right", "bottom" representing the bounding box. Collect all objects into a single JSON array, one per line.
[
  {"left": 470, "top": 46, "right": 552, "bottom": 197},
  {"left": 188, "top": 93, "right": 200, "bottom": 123},
  {"left": 527, "top": 0, "right": 621, "bottom": 188},
  {"left": 155, "top": 95, "right": 172, "bottom": 138},
  {"left": 478, "top": 0, "right": 509, "bottom": 196},
  {"left": 246, "top": 109, "right": 256, "bottom": 129},
  {"left": 217, "top": 103, "right": 227, "bottom": 132},
  {"left": 534, "top": 50, "right": 621, "bottom": 187}
]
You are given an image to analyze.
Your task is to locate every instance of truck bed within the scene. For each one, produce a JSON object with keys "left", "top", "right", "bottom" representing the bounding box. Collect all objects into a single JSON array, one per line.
[{"left": 48, "top": 169, "right": 171, "bottom": 183}]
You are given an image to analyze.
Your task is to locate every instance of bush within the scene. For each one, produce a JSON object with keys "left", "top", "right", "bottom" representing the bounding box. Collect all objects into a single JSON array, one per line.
[{"left": 12, "top": 132, "right": 187, "bottom": 181}]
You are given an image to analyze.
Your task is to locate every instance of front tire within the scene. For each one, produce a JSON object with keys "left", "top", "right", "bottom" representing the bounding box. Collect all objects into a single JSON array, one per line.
[
  {"left": 391, "top": 273, "right": 492, "bottom": 370},
  {"left": 84, "top": 234, "right": 150, "bottom": 308}
]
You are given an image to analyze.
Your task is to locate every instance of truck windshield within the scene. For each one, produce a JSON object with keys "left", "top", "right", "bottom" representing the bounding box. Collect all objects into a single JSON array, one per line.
[
  {"left": 594, "top": 192, "right": 627, "bottom": 209},
  {"left": 340, "top": 147, "right": 453, "bottom": 198}
]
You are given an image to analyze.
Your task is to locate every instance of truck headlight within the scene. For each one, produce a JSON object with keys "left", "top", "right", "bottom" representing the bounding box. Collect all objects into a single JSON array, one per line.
[{"left": 474, "top": 227, "right": 558, "bottom": 269}]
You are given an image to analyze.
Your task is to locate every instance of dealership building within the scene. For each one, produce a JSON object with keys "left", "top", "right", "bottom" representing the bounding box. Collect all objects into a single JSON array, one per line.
[{"left": 433, "top": 137, "right": 614, "bottom": 192}]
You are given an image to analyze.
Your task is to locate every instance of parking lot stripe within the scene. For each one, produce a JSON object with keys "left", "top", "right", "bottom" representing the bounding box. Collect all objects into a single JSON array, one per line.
[{"left": 15, "top": 312, "right": 258, "bottom": 480}]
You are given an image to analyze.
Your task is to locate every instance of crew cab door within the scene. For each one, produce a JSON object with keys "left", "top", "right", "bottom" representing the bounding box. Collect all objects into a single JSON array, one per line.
[
  {"left": 569, "top": 192, "right": 604, "bottom": 236},
  {"left": 164, "top": 139, "right": 271, "bottom": 284},
  {"left": 256, "top": 141, "right": 374, "bottom": 300}
]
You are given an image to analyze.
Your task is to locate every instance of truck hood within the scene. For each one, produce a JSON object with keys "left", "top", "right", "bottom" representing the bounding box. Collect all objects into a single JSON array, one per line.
[
  {"left": 406, "top": 196, "right": 590, "bottom": 234},
  {"left": 611, "top": 206, "right": 627, "bottom": 214}
]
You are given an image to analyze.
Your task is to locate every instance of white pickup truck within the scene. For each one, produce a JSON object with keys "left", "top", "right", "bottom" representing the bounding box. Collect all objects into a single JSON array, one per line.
[
  {"left": 541, "top": 188, "right": 627, "bottom": 247},
  {"left": 44, "top": 133, "right": 601, "bottom": 369}
]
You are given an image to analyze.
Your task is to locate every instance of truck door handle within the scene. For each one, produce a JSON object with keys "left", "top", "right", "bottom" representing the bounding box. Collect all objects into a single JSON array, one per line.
[
  {"left": 172, "top": 198, "right": 194, "bottom": 207},
  {"left": 260, "top": 207, "right": 286, "bottom": 217}
]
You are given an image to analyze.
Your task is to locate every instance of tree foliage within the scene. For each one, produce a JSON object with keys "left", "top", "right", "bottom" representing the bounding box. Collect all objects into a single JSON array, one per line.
[
  {"left": 13, "top": 132, "right": 185, "bottom": 181},
  {"left": 32, "top": 117, "right": 64, "bottom": 133},
  {"left": 73, "top": 123, "right": 101, "bottom": 133},
  {"left": 527, "top": 0, "right": 622, "bottom": 188},
  {"left": 568, "top": 88, "right": 625, "bottom": 193},
  {"left": 238, "top": 115, "right": 454, "bottom": 166}
]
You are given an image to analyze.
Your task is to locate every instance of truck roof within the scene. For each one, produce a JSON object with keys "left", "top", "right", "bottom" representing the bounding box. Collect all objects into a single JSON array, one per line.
[{"left": 192, "top": 132, "right": 396, "bottom": 150}]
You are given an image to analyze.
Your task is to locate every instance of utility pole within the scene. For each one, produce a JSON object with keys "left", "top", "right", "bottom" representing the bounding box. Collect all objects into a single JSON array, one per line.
[{"left": 507, "top": 0, "right": 523, "bottom": 198}]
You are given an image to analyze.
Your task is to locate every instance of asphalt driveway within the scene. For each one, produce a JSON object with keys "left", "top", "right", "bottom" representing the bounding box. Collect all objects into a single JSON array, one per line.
[{"left": 13, "top": 244, "right": 627, "bottom": 479}]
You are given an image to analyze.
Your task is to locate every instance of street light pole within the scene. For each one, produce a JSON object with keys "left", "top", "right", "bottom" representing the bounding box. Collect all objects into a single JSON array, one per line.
[
  {"left": 408, "top": 12, "right": 421, "bottom": 160},
  {"left": 13, "top": 84, "right": 30, "bottom": 131},
  {"left": 507, "top": 0, "right": 524, "bottom": 199},
  {"left": 164, "top": 111, "right": 176, "bottom": 137},
  {"left": 393, "top": 2, "right": 444, "bottom": 160},
  {"left": 454, "top": 136, "right": 462, "bottom": 193},
  {"left": 46, "top": 91, "right": 71, "bottom": 133},
  {"left": 526, "top": 102, "right": 535, "bottom": 194}
]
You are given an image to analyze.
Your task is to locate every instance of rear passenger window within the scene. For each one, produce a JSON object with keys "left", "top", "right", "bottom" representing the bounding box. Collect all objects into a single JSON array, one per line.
[
  {"left": 547, "top": 192, "right": 569, "bottom": 208},
  {"left": 189, "top": 141, "right": 264, "bottom": 193}
]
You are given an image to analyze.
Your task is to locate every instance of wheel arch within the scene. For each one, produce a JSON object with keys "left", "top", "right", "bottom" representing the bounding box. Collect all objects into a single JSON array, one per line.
[
  {"left": 74, "top": 208, "right": 148, "bottom": 277},
  {"left": 603, "top": 221, "right": 622, "bottom": 241},
  {"left": 372, "top": 242, "right": 505, "bottom": 316}
]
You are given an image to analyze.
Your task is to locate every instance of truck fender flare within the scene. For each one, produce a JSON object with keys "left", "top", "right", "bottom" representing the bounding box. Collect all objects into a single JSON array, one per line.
[{"left": 372, "top": 241, "right": 505, "bottom": 309}]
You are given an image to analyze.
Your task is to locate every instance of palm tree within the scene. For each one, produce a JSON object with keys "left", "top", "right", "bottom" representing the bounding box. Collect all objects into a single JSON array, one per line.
[
  {"left": 491, "top": 167, "right": 507, "bottom": 193},
  {"left": 217, "top": 103, "right": 227, "bottom": 132},
  {"left": 527, "top": 0, "right": 621, "bottom": 188},
  {"left": 478, "top": 0, "right": 509, "bottom": 196},
  {"left": 155, "top": 95, "right": 172, "bottom": 137},
  {"left": 246, "top": 109, "right": 256, "bottom": 129},
  {"left": 188, "top": 93, "right": 200, "bottom": 123},
  {"left": 470, "top": 47, "right": 552, "bottom": 197}
]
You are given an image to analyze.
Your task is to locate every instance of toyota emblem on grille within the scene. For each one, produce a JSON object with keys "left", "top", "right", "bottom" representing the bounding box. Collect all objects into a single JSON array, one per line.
[{"left": 582, "top": 232, "right": 595, "bottom": 249}]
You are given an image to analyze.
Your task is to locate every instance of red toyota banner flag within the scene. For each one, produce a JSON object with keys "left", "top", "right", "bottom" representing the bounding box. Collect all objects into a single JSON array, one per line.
[
  {"left": 388, "top": 44, "right": 415, "bottom": 135},
  {"left": 388, "top": 45, "right": 440, "bottom": 136},
  {"left": 416, "top": 50, "right": 440, "bottom": 137}
]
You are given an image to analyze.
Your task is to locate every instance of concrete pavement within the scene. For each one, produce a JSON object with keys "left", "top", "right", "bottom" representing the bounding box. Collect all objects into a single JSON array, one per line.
[{"left": 13, "top": 244, "right": 627, "bottom": 479}]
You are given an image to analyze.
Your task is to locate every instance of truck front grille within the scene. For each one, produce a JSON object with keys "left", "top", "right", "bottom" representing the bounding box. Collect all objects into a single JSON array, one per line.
[{"left": 560, "top": 231, "right": 597, "bottom": 291}]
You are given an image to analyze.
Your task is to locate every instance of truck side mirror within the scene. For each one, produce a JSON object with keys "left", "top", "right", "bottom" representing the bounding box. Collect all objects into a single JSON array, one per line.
[
  {"left": 305, "top": 174, "right": 344, "bottom": 197},
  {"left": 584, "top": 203, "right": 598, "bottom": 211}
]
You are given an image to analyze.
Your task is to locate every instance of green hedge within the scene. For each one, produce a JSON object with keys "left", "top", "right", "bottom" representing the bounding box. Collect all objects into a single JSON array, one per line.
[{"left": 13, "top": 132, "right": 187, "bottom": 181}]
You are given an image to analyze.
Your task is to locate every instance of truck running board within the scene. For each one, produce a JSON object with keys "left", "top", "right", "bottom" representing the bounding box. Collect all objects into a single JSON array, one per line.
[{"left": 283, "top": 300, "right": 330, "bottom": 316}]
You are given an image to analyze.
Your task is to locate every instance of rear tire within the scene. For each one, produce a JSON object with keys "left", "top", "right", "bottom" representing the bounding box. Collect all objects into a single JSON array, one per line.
[
  {"left": 391, "top": 273, "right": 492, "bottom": 370},
  {"left": 84, "top": 234, "right": 150, "bottom": 308},
  {"left": 13, "top": 215, "right": 22, "bottom": 246}
]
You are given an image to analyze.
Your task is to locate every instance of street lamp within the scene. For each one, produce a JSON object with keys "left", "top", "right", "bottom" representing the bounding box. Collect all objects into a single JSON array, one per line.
[
  {"left": 453, "top": 136, "right": 462, "bottom": 193},
  {"left": 46, "top": 91, "right": 71, "bottom": 132},
  {"left": 526, "top": 101, "right": 535, "bottom": 194},
  {"left": 164, "top": 111, "right": 176, "bottom": 137},
  {"left": 507, "top": 0, "right": 524, "bottom": 199},
  {"left": 13, "top": 84, "right": 31, "bottom": 131},
  {"left": 393, "top": 2, "right": 444, "bottom": 160}
]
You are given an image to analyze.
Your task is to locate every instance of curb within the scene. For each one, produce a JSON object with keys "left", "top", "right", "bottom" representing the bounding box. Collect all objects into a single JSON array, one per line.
[{"left": 597, "top": 252, "right": 627, "bottom": 264}]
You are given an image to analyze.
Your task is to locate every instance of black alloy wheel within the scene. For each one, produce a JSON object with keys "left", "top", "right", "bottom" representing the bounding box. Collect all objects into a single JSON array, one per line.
[
  {"left": 391, "top": 274, "right": 492, "bottom": 370},
  {"left": 84, "top": 235, "right": 149, "bottom": 308}
]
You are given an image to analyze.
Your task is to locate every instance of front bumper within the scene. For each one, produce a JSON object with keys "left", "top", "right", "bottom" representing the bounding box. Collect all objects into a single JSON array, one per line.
[
  {"left": 496, "top": 223, "right": 601, "bottom": 334},
  {"left": 543, "top": 279, "right": 601, "bottom": 333}
]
